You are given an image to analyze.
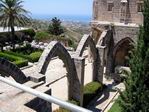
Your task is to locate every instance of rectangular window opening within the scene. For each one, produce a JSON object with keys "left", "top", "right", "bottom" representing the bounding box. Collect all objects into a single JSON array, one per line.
[
  {"left": 108, "top": 3, "right": 114, "bottom": 11},
  {"left": 137, "top": 3, "right": 143, "bottom": 12}
]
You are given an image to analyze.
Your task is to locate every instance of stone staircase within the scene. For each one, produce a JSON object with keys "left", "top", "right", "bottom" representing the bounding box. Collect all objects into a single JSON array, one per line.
[
  {"left": 0, "top": 80, "right": 50, "bottom": 112},
  {"left": 22, "top": 65, "right": 45, "bottom": 83}
]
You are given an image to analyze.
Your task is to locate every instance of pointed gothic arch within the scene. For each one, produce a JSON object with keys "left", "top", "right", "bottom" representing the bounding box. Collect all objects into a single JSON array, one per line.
[
  {"left": 113, "top": 37, "right": 134, "bottom": 67},
  {"left": 76, "top": 34, "right": 99, "bottom": 81},
  {"left": 37, "top": 41, "right": 79, "bottom": 100},
  {"left": 0, "top": 58, "right": 28, "bottom": 84}
]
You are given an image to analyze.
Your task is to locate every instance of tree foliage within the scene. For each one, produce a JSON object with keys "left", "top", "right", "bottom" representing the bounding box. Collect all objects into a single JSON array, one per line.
[
  {"left": 119, "top": 0, "right": 149, "bottom": 111},
  {"left": 0, "top": 0, "right": 30, "bottom": 49},
  {"left": 48, "top": 17, "right": 64, "bottom": 36}
]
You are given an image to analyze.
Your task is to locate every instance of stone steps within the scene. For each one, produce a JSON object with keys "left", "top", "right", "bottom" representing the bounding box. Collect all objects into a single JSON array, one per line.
[
  {"left": 22, "top": 66, "right": 45, "bottom": 83},
  {"left": 28, "top": 74, "right": 45, "bottom": 83},
  {"left": 24, "top": 80, "right": 45, "bottom": 89},
  {"left": 0, "top": 80, "right": 50, "bottom": 112}
]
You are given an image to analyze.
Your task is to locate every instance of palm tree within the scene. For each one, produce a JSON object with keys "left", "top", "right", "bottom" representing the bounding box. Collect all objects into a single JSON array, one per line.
[{"left": 0, "top": 0, "right": 30, "bottom": 50}]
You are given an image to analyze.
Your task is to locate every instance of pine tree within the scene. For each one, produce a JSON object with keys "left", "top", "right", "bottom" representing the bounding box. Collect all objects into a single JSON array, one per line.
[
  {"left": 119, "top": 0, "right": 149, "bottom": 111},
  {"left": 48, "top": 17, "right": 64, "bottom": 36}
]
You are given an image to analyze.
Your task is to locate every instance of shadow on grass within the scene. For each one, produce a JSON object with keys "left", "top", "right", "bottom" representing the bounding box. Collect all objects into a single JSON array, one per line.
[{"left": 87, "top": 82, "right": 119, "bottom": 112}]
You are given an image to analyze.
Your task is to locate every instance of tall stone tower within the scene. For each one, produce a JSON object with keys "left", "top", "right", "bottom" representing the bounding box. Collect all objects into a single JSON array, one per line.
[{"left": 91, "top": 0, "right": 144, "bottom": 76}]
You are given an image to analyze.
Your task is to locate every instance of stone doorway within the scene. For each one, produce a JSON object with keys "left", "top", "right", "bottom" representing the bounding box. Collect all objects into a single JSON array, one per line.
[{"left": 113, "top": 37, "right": 134, "bottom": 67}]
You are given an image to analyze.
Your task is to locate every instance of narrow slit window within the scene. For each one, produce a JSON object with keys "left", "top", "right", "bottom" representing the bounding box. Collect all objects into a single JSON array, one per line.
[
  {"left": 137, "top": 3, "right": 143, "bottom": 12},
  {"left": 108, "top": 3, "right": 114, "bottom": 11}
]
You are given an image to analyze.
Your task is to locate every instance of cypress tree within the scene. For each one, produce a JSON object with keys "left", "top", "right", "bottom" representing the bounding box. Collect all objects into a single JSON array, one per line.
[{"left": 119, "top": 0, "right": 149, "bottom": 111}]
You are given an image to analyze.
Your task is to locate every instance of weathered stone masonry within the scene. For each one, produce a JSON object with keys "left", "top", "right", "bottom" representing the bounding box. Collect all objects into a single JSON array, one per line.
[{"left": 92, "top": 0, "right": 143, "bottom": 76}]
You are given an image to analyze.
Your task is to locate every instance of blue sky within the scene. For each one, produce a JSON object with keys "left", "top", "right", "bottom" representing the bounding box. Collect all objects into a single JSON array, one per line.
[{"left": 24, "top": 0, "right": 92, "bottom": 16}]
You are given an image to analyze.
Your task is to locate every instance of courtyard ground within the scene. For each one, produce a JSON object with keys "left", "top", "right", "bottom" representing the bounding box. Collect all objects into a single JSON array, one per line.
[{"left": 0, "top": 54, "right": 124, "bottom": 112}]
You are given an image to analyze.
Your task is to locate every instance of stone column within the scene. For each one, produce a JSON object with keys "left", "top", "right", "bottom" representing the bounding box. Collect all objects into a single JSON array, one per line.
[
  {"left": 105, "top": 49, "right": 114, "bottom": 77},
  {"left": 96, "top": 45, "right": 106, "bottom": 83},
  {"left": 88, "top": 47, "right": 93, "bottom": 63},
  {"left": 73, "top": 57, "right": 85, "bottom": 106}
]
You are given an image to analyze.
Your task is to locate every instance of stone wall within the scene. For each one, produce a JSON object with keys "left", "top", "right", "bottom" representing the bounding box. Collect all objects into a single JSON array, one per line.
[
  {"left": 93, "top": 0, "right": 143, "bottom": 25},
  {"left": 91, "top": 21, "right": 139, "bottom": 76},
  {"left": 113, "top": 25, "right": 139, "bottom": 45}
]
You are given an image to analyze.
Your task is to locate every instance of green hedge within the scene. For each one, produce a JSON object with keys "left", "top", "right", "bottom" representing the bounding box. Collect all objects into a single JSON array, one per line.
[
  {"left": 29, "top": 51, "right": 42, "bottom": 62},
  {"left": 0, "top": 52, "right": 28, "bottom": 68},
  {"left": 0, "top": 52, "right": 16, "bottom": 62},
  {"left": 53, "top": 108, "right": 69, "bottom": 112},
  {"left": 35, "top": 31, "right": 50, "bottom": 41},
  {"left": 53, "top": 82, "right": 103, "bottom": 111},
  {"left": 22, "top": 28, "right": 36, "bottom": 38},
  {"left": 5, "top": 51, "right": 42, "bottom": 63},
  {"left": 83, "top": 82, "right": 103, "bottom": 106},
  {"left": 14, "top": 59, "right": 28, "bottom": 68},
  {"left": 53, "top": 100, "right": 79, "bottom": 112}
]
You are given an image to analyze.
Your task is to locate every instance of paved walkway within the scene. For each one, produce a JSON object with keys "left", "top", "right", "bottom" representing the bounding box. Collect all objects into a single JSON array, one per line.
[{"left": 22, "top": 58, "right": 68, "bottom": 111}]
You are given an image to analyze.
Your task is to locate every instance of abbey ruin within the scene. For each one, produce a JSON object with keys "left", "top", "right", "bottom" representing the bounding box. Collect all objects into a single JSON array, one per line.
[
  {"left": 92, "top": 0, "right": 143, "bottom": 75},
  {"left": 0, "top": 0, "right": 144, "bottom": 112}
]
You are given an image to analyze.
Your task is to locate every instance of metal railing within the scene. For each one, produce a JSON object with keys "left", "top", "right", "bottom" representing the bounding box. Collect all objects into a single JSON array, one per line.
[{"left": 0, "top": 76, "right": 92, "bottom": 112}]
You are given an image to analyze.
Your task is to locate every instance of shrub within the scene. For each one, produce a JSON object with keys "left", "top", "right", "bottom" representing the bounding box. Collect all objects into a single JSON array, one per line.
[
  {"left": 67, "top": 100, "right": 80, "bottom": 106},
  {"left": 5, "top": 50, "right": 30, "bottom": 59},
  {"left": 12, "top": 44, "right": 34, "bottom": 55},
  {"left": 22, "top": 28, "right": 36, "bottom": 38},
  {"left": 29, "top": 51, "right": 42, "bottom": 62},
  {"left": 14, "top": 59, "right": 28, "bottom": 68},
  {"left": 0, "top": 52, "right": 17, "bottom": 62},
  {"left": 35, "top": 31, "right": 50, "bottom": 41},
  {"left": 83, "top": 82, "right": 103, "bottom": 106},
  {"left": 53, "top": 108, "right": 70, "bottom": 112},
  {"left": 5, "top": 51, "right": 42, "bottom": 63},
  {"left": 53, "top": 100, "right": 79, "bottom": 112}
]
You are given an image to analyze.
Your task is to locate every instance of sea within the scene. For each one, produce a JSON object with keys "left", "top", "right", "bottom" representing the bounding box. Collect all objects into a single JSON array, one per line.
[{"left": 31, "top": 14, "right": 92, "bottom": 23}]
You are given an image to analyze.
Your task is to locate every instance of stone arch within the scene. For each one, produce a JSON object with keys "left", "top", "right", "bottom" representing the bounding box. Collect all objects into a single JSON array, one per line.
[
  {"left": 76, "top": 34, "right": 99, "bottom": 81},
  {"left": 38, "top": 41, "right": 79, "bottom": 100},
  {"left": 0, "top": 58, "right": 28, "bottom": 84},
  {"left": 113, "top": 37, "right": 134, "bottom": 67}
]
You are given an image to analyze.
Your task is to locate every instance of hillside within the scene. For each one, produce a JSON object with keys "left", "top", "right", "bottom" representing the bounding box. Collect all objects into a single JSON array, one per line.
[{"left": 29, "top": 19, "right": 91, "bottom": 42}]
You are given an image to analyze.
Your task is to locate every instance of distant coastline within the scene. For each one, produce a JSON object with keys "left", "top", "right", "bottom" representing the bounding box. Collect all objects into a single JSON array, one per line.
[{"left": 31, "top": 14, "right": 92, "bottom": 23}]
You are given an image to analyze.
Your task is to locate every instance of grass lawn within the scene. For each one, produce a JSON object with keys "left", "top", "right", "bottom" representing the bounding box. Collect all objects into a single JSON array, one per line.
[{"left": 108, "top": 96, "right": 122, "bottom": 112}]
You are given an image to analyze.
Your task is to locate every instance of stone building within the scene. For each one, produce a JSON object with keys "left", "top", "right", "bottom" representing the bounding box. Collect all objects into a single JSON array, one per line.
[{"left": 91, "top": 0, "right": 144, "bottom": 75}]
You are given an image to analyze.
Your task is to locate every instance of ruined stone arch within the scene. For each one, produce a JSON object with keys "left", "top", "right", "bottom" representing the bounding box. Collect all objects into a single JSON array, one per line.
[
  {"left": 76, "top": 34, "right": 99, "bottom": 81},
  {"left": 0, "top": 58, "right": 28, "bottom": 84},
  {"left": 37, "top": 41, "right": 79, "bottom": 100},
  {"left": 113, "top": 37, "right": 134, "bottom": 67}
]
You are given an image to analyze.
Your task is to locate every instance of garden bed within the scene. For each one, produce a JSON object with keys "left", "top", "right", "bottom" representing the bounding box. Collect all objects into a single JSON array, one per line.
[
  {"left": 0, "top": 44, "right": 42, "bottom": 67},
  {"left": 5, "top": 50, "right": 42, "bottom": 63},
  {"left": 4, "top": 44, "right": 43, "bottom": 63},
  {"left": 0, "top": 52, "right": 28, "bottom": 68}
]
